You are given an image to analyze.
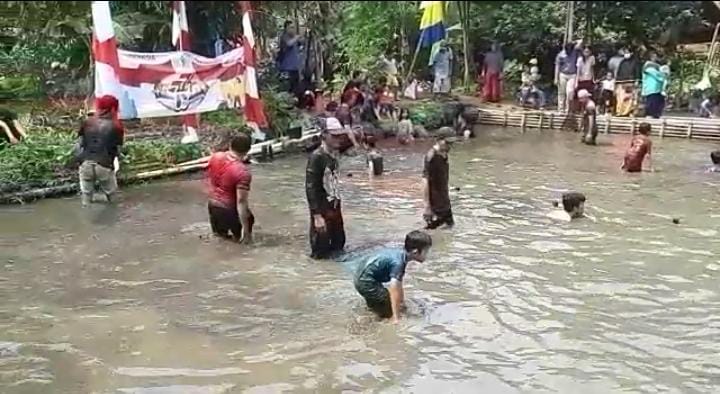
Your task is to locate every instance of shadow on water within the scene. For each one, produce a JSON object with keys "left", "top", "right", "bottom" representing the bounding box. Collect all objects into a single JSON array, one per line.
[{"left": 1, "top": 126, "right": 719, "bottom": 393}]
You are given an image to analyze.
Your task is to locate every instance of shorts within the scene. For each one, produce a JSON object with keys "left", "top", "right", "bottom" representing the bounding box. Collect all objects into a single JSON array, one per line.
[
  {"left": 79, "top": 160, "right": 117, "bottom": 204},
  {"left": 354, "top": 278, "right": 392, "bottom": 318},
  {"left": 208, "top": 202, "right": 255, "bottom": 241},
  {"left": 425, "top": 208, "right": 454, "bottom": 230}
]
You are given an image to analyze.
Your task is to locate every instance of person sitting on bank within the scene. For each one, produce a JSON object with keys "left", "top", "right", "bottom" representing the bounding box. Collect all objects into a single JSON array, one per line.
[
  {"left": 708, "top": 151, "right": 720, "bottom": 173},
  {"left": 423, "top": 136, "right": 453, "bottom": 229},
  {"left": 548, "top": 192, "right": 587, "bottom": 222},
  {"left": 0, "top": 107, "right": 27, "bottom": 145},
  {"left": 353, "top": 230, "right": 432, "bottom": 323},
  {"left": 77, "top": 95, "right": 124, "bottom": 206},
  {"left": 366, "top": 140, "right": 384, "bottom": 177},
  {"left": 621, "top": 122, "right": 653, "bottom": 173},
  {"left": 578, "top": 89, "right": 598, "bottom": 145},
  {"left": 306, "top": 121, "right": 347, "bottom": 259},
  {"left": 699, "top": 94, "right": 719, "bottom": 118},
  {"left": 206, "top": 133, "right": 254, "bottom": 243}
]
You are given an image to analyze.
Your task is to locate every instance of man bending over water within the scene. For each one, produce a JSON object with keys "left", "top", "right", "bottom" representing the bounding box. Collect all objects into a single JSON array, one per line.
[
  {"left": 548, "top": 192, "right": 586, "bottom": 222},
  {"left": 354, "top": 230, "right": 432, "bottom": 323},
  {"left": 206, "top": 133, "right": 254, "bottom": 243},
  {"left": 306, "top": 123, "right": 346, "bottom": 258},
  {"left": 423, "top": 137, "right": 453, "bottom": 229}
]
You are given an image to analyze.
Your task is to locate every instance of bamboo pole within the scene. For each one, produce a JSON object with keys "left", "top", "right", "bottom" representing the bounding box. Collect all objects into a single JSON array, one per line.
[
  {"left": 605, "top": 116, "right": 611, "bottom": 134},
  {"left": 549, "top": 112, "right": 555, "bottom": 129},
  {"left": 521, "top": 113, "right": 527, "bottom": 132},
  {"left": 539, "top": 112, "right": 544, "bottom": 129},
  {"left": 687, "top": 122, "right": 693, "bottom": 138},
  {"left": 503, "top": 110, "right": 509, "bottom": 127}
]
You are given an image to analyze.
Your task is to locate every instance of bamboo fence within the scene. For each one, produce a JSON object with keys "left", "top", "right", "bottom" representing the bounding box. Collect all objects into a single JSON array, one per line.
[{"left": 476, "top": 108, "right": 720, "bottom": 141}]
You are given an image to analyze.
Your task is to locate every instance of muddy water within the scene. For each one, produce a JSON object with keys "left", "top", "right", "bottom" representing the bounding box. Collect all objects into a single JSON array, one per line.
[{"left": 1, "top": 126, "right": 719, "bottom": 393}]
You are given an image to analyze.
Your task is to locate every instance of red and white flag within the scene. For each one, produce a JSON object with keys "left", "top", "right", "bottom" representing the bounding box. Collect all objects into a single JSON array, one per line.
[
  {"left": 239, "top": 1, "right": 268, "bottom": 140},
  {"left": 91, "top": 1, "right": 122, "bottom": 106},
  {"left": 172, "top": 0, "right": 199, "bottom": 143}
]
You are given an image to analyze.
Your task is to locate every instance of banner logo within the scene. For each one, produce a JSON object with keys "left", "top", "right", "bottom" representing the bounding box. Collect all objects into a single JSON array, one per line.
[{"left": 153, "top": 75, "right": 209, "bottom": 112}]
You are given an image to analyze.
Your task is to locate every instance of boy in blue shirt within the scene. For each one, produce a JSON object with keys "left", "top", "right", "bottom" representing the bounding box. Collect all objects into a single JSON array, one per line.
[{"left": 353, "top": 231, "right": 433, "bottom": 323}]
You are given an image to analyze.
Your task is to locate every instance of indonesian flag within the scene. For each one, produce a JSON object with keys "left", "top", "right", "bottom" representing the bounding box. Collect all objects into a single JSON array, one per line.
[
  {"left": 91, "top": 1, "right": 122, "bottom": 107},
  {"left": 239, "top": 1, "right": 269, "bottom": 140},
  {"left": 172, "top": 0, "right": 199, "bottom": 142}
]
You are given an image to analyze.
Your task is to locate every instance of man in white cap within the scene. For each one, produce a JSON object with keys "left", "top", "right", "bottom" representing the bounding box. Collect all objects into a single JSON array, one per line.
[
  {"left": 577, "top": 89, "right": 598, "bottom": 145},
  {"left": 305, "top": 117, "right": 348, "bottom": 259}
]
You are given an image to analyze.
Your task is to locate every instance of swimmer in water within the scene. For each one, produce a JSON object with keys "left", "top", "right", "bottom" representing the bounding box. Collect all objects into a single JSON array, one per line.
[
  {"left": 353, "top": 230, "right": 432, "bottom": 323},
  {"left": 548, "top": 192, "right": 586, "bottom": 222},
  {"left": 707, "top": 150, "right": 720, "bottom": 172},
  {"left": 621, "top": 122, "right": 653, "bottom": 172}
]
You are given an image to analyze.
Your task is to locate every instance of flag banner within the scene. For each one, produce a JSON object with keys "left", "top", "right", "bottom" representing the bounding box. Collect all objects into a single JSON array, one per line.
[
  {"left": 419, "top": 1, "right": 445, "bottom": 48},
  {"left": 113, "top": 48, "right": 247, "bottom": 120}
]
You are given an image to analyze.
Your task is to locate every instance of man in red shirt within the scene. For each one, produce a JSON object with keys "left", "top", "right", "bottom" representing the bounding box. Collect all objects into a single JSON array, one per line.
[
  {"left": 621, "top": 122, "right": 653, "bottom": 173},
  {"left": 206, "top": 134, "right": 254, "bottom": 243}
]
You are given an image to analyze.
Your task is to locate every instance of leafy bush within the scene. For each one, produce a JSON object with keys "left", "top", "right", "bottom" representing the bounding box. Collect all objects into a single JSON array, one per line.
[
  {"left": 0, "top": 127, "right": 76, "bottom": 191},
  {"left": 0, "top": 75, "right": 42, "bottom": 99},
  {"left": 121, "top": 140, "right": 203, "bottom": 167},
  {"left": 408, "top": 102, "right": 445, "bottom": 130},
  {"left": 203, "top": 109, "right": 247, "bottom": 130}
]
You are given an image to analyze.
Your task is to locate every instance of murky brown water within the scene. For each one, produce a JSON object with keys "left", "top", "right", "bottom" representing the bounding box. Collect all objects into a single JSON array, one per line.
[{"left": 1, "top": 126, "right": 719, "bottom": 393}]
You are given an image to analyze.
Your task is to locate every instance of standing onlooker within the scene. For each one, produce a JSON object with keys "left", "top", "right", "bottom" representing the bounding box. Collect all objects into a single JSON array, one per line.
[
  {"left": 575, "top": 46, "right": 596, "bottom": 97},
  {"left": 615, "top": 48, "right": 641, "bottom": 116},
  {"left": 306, "top": 122, "right": 346, "bottom": 259},
  {"left": 482, "top": 42, "right": 504, "bottom": 103},
  {"left": 206, "top": 133, "right": 254, "bottom": 243},
  {"left": 599, "top": 71, "right": 616, "bottom": 115},
  {"left": 431, "top": 42, "right": 453, "bottom": 95},
  {"left": 555, "top": 42, "right": 580, "bottom": 112},
  {"left": 607, "top": 47, "right": 625, "bottom": 78},
  {"left": 77, "top": 96, "right": 124, "bottom": 206},
  {"left": 379, "top": 54, "right": 400, "bottom": 100},
  {"left": 642, "top": 53, "right": 668, "bottom": 119},
  {"left": 0, "top": 107, "right": 26, "bottom": 145},
  {"left": 422, "top": 136, "right": 453, "bottom": 229},
  {"left": 277, "top": 21, "right": 302, "bottom": 95}
]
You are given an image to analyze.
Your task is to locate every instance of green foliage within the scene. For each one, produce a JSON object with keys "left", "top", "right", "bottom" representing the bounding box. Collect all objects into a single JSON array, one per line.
[
  {"left": 122, "top": 140, "right": 203, "bottom": 167},
  {"left": 204, "top": 109, "right": 247, "bottom": 130},
  {"left": 408, "top": 102, "right": 445, "bottom": 130},
  {"left": 0, "top": 75, "right": 42, "bottom": 99},
  {"left": 0, "top": 127, "right": 76, "bottom": 190},
  {"left": 261, "top": 87, "right": 298, "bottom": 137}
]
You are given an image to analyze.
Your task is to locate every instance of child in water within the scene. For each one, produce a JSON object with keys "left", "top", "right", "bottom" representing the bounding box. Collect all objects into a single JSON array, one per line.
[
  {"left": 397, "top": 108, "right": 414, "bottom": 145},
  {"left": 353, "top": 230, "right": 432, "bottom": 323},
  {"left": 708, "top": 151, "right": 720, "bottom": 172},
  {"left": 548, "top": 192, "right": 587, "bottom": 222},
  {"left": 366, "top": 140, "right": 384, "bottom": 176},
  {"left": 621, "top": 122, "right": 653, "bottom": 172}
]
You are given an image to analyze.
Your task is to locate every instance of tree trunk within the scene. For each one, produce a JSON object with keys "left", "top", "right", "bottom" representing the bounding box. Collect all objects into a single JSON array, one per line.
[
  {"left": 585, "top": 1, "right": 593, "bottom": 44},
  {"left": 459, "top": 2, "right": 471, "bottom": 92}
]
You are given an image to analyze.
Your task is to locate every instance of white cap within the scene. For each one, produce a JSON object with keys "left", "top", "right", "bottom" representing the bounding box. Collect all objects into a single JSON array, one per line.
[
  {"left": 529, "top": 58, "right": 538, "bottom": 65},
  {"left": 577, "top": 89, "right": 591, "bottom": 99},
  {"left": 324, "top": 117, "right": 345, "bottom": 134}
]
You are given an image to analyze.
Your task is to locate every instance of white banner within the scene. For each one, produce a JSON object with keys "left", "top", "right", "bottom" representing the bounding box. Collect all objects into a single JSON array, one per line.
[{"left": 114, "top": 48, "right": 247, "bottom": 120}]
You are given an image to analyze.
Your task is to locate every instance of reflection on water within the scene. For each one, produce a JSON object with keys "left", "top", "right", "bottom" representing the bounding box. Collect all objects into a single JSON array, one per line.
[{"left": 1, "top": 127, "right": 719, "bottom": 393}]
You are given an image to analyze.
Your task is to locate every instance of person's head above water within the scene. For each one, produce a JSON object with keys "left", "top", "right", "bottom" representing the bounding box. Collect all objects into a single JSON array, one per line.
[
  {"left": 711, "top": 150, "right": 720, "bottom": 165},
  {"left": 404, "top": 230, "right": 432, "bottom": 263},
  {"left": 322, "top": 117, "right": 347, "bottom": 152},
  {"left": 230, "top": 133, "right": 251, "bottom": 156},
  {"left": 562, "top": 192, "right": 586, "bottom": 218},
  {"left": 434, "top": 136, "right": 450, "bottom": 155},
  {"left": 638, "top": 122, "right": 651, "bottom": 136},
  {"left": 399, "top": 108, "right": 410, "bottom": 121}
]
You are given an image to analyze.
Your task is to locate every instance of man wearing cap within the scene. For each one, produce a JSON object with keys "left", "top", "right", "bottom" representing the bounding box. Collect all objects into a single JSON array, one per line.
[
  {"left": 305, "top": 117, "right": 347, "bottom": 259},
  {"left": 577, "top": 89, "right": 598, "bottom": 145}
]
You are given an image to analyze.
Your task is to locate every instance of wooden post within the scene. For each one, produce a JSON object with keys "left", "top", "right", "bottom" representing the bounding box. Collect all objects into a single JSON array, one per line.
[
  {"left": 687, "top": 122, "right": 693, "bottom": 138},
  {"left": 539, "top": 112, "right": 544, "bottom": 129},
  {"left": 521, "top": 113, "right": 527, "bottom": 132},
  {"left": 660, "top": 119, "right": 666, "bottom": 138},
  {"left": 605, "top": 116, "right": 611, "bottom": 134},
  {"left": 503, "top": 110, "right": 509, "bottom": 127},
  {"left": 631, "top": 119, "right": 636, "bottom": 135},
  {"left": 549, "top": 113, "right": 555, "bottom": 129}
]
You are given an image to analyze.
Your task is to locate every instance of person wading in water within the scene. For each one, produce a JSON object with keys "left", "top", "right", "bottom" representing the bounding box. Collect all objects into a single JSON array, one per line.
[
  {"left": 423, "top": 136, "right": 453, "bottom": 229},
  {"left": 206, "top": 133, "right": 254, "bottom": 243},
  {"left": 77, "top": 95, "right": 124, "bottom": 206},
  {"left": 578, "top": 89, "right": 598, "bottom": 145},
  {"left": 306, "top": 120, "right": 347, "bottom": 259}
]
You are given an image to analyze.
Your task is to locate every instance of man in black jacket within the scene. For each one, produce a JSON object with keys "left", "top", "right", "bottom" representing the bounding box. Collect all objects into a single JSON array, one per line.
[{"left": 306, "top": 119, "right": 347, "bottom": 259}]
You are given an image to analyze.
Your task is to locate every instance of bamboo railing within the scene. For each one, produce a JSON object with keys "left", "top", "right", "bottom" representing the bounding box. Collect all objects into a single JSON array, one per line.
[{"left": 475, "top": 108, "right": 720, "bottom": 141}]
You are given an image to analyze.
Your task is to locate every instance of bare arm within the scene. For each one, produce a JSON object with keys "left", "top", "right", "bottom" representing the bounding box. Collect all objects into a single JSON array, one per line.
[
  {"left": 236, "top": 187, "right": 252, "bottom": 243},
  {"left": 13, "top": 120, "right": 26, "bottom": 138},
  {"left": 388, "top": 280, "right": 404, "bottom": 323},
  {"left": 0, "top": 121, "right": 18, "bottom": 144}
]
